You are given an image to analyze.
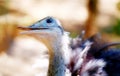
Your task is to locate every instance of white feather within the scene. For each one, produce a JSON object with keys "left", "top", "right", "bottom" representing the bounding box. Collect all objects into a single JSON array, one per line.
[{"left": 61, "top": 31, "right": 72, "bottom": 65}]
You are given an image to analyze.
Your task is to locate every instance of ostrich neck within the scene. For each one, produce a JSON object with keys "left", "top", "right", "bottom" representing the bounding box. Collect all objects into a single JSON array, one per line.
[
  {"left": 47, "top": 38, "right": 65, "bottom": 76},
  {"left": 28, "top": 32, "right": 65, "bottom": 76}
]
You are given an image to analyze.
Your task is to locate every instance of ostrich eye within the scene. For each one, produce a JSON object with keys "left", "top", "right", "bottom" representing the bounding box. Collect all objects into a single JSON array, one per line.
[{"left": 46, "top": 18, "right": 53, "bottom": 23}]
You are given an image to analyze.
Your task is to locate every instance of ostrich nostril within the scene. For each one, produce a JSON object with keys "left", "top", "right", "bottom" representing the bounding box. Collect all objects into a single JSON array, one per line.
[{"left": 46, "top": 18, "right": 53, "bottom": 23}]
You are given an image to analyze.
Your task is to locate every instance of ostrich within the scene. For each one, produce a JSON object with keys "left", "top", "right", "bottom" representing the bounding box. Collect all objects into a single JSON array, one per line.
[
  {"left": 18, "top": 16, "right": 120, "bottom": 76},
  {"left": 18, "top": 16, "right": 91, "bottom": 76},
  {"left": 18, "top": 17, "right": 67, "bottom": 76}
]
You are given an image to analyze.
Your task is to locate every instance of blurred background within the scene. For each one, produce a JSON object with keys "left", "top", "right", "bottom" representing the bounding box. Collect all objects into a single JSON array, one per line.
[
  {"left": 0, "top": 0, "right": 120, "bottom": 76},
  {"left": 0, "top": 0, "right": 120, "bottom": 40}
]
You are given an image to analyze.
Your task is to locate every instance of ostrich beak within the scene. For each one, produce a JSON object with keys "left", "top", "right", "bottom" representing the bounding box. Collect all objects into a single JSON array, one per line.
[{"left": 17, "top": 26, "right": 49, "bottom": 30}]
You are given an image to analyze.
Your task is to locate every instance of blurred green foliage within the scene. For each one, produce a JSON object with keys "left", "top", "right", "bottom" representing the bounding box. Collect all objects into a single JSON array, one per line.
[
  {"left": 0, "top": 6, "right": 8, "bottom": 15},
  {"left": 103, "top": 18, "right": 120, "bottom": 36},
  {"left": 117, "top": 1, "right": 120, "bottom": 11},
  {"left": 0, "top": 0, "right": 9, "bottom": 15},
  {"left": 69, "top": 32, "right": 78, "bottom": 38}
]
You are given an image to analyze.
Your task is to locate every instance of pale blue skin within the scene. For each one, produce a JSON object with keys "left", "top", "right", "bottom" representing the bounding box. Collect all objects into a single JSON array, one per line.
[
  {"left": 28, "top": 16, "right": 63, "bottom": 35},
  {"left": 25, "top": 17, "right": 66, "bottom": 76}
]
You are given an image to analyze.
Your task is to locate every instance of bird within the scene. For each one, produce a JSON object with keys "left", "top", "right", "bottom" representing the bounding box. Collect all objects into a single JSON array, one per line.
[
  {"left": 18, "top": 16, "right": 66, "bottom": 76},
  {"left": 18, "top": 16, "right": 120, "bottom": 76}
]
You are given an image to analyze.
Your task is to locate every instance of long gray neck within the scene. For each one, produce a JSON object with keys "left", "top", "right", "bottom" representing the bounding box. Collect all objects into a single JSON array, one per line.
[{"left": 48, "top": 38, "right": 65, "bottom": 76}]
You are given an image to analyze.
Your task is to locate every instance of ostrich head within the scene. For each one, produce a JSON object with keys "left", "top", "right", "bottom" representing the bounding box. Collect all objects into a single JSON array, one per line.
[
  {"left": 18, "top": 16, "right": 63, "bottom": 41},
  {"left": 18, "top": 16, "right": 66, "bottom": 76},
  {"left": 18, "top": 17, "right": 65, "bottom": 52}
]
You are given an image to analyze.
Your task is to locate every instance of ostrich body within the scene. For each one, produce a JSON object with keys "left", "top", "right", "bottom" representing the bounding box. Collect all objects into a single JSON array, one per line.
[
  {"left": 70, "top": 34, "right": 120, "bottom": 76},
  {"left": 18, "top": 17, "right": 66, "bottom": 76}
]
